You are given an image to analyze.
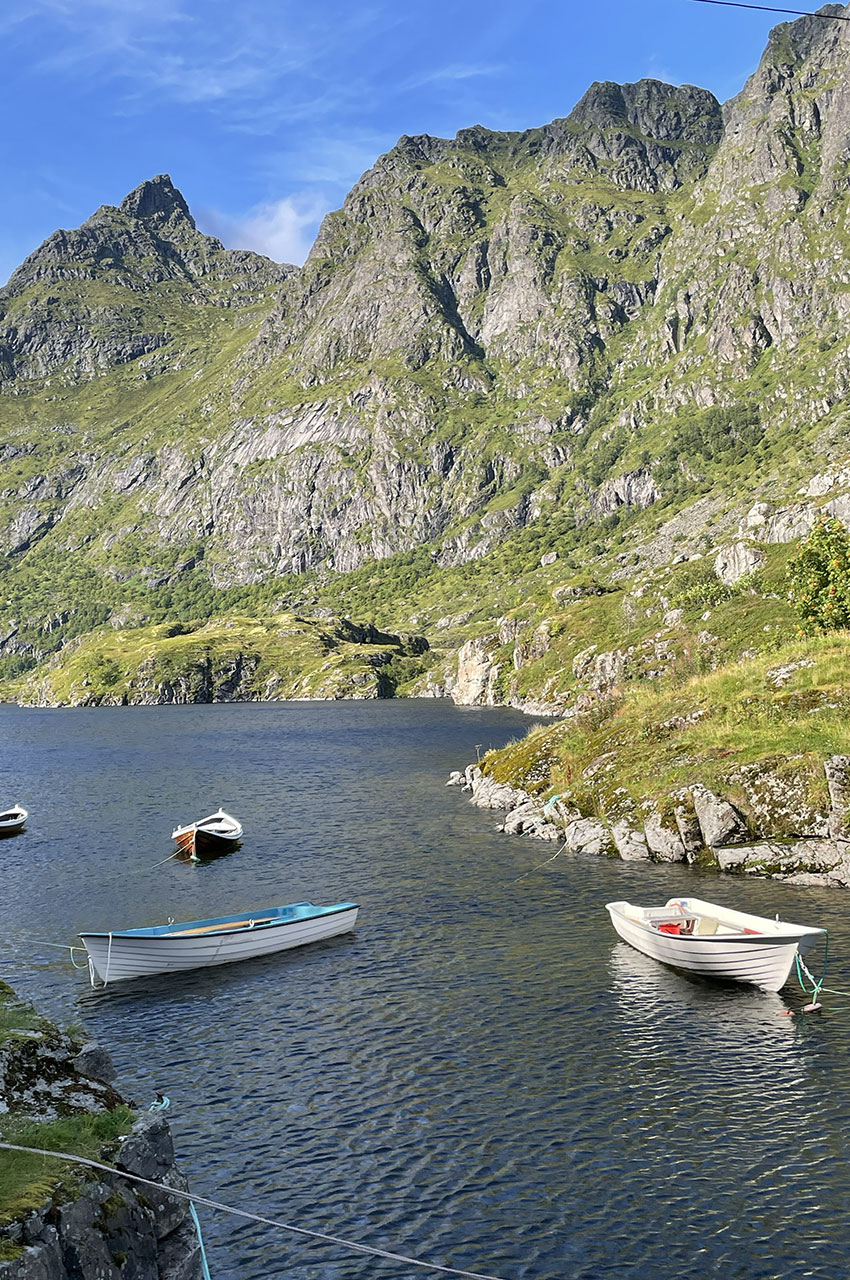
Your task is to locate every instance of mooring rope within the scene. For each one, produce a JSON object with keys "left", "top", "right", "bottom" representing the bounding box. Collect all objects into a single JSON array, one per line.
[
  {"left": 796, "top": 938, "right": 850, "bottom": 999},
  {"left": 15, "top": 939, "right": 90, "bottom": 969},
  {"left": 189, "top": 1201, "right": 213, "bottom": 1280},
  {"left": 512, "top": 839, "right": 568, "bottom": 884},
  {"left": 0, "top": 1143, "right": 511, "bottom": 1280},
  {"left": 144, "top": 849, "right": 184, "bottom": 870},
  {"left": 792, "top": 933, "right": 850, "bottom": 1001}
]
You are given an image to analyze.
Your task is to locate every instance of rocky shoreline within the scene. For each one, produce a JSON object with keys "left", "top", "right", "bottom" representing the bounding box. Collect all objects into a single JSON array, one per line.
[
  {"left": 0, "top": 988, "right": 203, "bottom": 1280},
  {"left": 448, "top": 755, "right": 850, "bottom": 887}
]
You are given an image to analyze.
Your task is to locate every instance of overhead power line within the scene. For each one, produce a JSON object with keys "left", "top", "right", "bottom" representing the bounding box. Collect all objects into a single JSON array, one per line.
[{"left": 690, "top": 0, "right": 850, "bottom": 20}]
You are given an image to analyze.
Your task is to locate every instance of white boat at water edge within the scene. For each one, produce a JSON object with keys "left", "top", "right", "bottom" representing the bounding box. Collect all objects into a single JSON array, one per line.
[
  {"left": 0, "top": 803, "right": 28, "bottom": 836},
  {"left": 80, "top": 900, "right": 359, "bottom": 987},
  {"left": 606, "top": 896, "right": 826, "bottom": 992}
]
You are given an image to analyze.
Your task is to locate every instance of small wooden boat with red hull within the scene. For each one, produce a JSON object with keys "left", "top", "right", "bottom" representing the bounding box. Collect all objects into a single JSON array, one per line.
[{"left": 171, "top": 808, "right": 242, "bottom": 858}]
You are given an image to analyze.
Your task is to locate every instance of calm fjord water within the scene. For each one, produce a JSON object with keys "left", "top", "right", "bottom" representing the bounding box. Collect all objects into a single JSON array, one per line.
[{"left": 3, "top": 700, "right": 850, "bottom": 1280}]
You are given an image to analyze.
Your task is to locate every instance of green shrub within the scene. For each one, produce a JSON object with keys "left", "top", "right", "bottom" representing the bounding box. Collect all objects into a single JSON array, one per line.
[
  {"left": 669, "top": 565, "right": 731, "bottom": 609},
  {"left": 787, "top": 517, "right": 850, "bottom": 634}
]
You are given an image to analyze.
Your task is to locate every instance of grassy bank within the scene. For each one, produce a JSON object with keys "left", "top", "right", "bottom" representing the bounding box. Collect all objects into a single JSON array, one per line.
[{"left": 481, "top": 633, "right": 850, "bottom": 833}]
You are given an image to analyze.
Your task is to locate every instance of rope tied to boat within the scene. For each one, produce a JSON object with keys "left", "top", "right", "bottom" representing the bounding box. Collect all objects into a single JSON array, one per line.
[
  {"left": 16, "top": 939, "right": 90, "bottom": 969},
  {"left": 793, "top": 934, "right": 850, "bottom": 1000},
  {"left": 795, "top": 931, "right": 832, "bottom": 1008}
]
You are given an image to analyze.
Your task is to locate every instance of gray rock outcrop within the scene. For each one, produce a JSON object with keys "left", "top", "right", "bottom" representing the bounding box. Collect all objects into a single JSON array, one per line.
[
  {"left": 690, "top": 785, "right": 749, "bottom": 848},
  {"left": 0, "top": 1116, "right": 204, "bottom": 1280},
  {"left": 825, "top": 754, "right": 850, "bottom": 839},
  {"left": 0, "top": 994, "right": 203, "bottom": 1280},
  {"left": 452, "top": 638, "right": 501, "bottom": 707},
  {"left": 452, "top": 754, "right": 850, "bottom": 886},
  {"left": 714, "top": 542, "right": 765, "bottom": 586}
]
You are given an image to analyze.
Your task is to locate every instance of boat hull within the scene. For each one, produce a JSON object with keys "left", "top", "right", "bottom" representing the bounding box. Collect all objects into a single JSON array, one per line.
[
  {"left": 173, "top": 828, "right": 240, "bottom": 857},
  {"left": 606, "top": 902, "right": 821, "bottom": 992},
  {"left": 81, "top": 905, "right": 358, "bottom": 985}
]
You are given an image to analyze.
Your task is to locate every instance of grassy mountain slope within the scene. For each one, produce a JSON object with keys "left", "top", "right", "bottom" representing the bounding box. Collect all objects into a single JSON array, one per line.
[{"left": 2, "top": 11, "right": 850, "bottom": 730}]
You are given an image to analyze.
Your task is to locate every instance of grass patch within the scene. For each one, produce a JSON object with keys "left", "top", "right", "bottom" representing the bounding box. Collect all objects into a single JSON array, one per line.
[{"left": 0, "top": 1106, "right": 136, "bottom": 1226}]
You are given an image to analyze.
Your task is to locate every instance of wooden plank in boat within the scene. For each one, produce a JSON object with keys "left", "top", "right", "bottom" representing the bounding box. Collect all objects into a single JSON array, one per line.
[{"left": 168, "top": 916, "right": 278, "bottom": 936}]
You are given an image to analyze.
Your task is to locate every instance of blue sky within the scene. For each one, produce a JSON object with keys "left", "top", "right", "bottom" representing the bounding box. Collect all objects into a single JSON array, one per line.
[{"left": 0, "top": 0, "right": 793, "bottom": 284}]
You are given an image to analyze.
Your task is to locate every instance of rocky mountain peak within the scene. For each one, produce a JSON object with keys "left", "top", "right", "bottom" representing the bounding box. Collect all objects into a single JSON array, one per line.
[
  {"left": 710, "top": 2, "right": 850, "bottom": 204},
  {"left": 5, "top": 5, "right": 850, "bottom": 616},
  {"left": 119, "top": 173, "right": 195, "bottom": 228},
  {"left": 567, "top": 79, "right": 723, "bottom": 146},
  {"left": 761, "top": 3, "right": 849, "bottom": 65}
]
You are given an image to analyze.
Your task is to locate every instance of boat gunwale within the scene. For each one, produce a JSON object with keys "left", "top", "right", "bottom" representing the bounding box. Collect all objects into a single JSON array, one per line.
[
  {"left": 80, "top": 902, "right": 359, "bottom": 942},
  {"left": 605, "top": 900, "right": 825, "bottom": 947},
  {"left": 0, "top": 805, "right": 28, "bottom": 826},
  {"left": 171, "top": 808, "right": 243, "bottom": 838}
]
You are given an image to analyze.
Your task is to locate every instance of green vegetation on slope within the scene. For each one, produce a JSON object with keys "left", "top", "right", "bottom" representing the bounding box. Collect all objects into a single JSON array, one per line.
[
  {"left": 13, "top": 613, "right": 431, "bottom": 705},
  {"left": 481, "top": 633, "right": 850, "bottom": 836}
]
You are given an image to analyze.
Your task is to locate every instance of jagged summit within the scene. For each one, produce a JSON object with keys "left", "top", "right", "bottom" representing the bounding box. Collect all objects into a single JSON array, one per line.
[
  {"left": 384, "top": 78, "right": 723, "bottom": 172},
  {"left": 119, "top": 174, "right": 195, "bottom": 228},
  {"left": 0, "top": 171, "right": 285, "bottom": 387},
  {"left": 567, "top": 79, "right": 723, "bottom": 145},
  {"left": 761, "top": 2, "right": 849, "bottom": 63}
]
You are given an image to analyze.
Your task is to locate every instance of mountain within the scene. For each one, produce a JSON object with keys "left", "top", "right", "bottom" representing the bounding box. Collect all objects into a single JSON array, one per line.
[{"left": 3, "top": 7, "right": 850, "bottom": 713}]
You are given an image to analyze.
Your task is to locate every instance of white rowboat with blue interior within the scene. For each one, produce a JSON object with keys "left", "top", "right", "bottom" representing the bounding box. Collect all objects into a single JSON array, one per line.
[
  {"left": 80, "top": 900, "right": 359, "bottom": 987},
  {"left": 605, "top": 896, "right": 825, "bottom": 992}
]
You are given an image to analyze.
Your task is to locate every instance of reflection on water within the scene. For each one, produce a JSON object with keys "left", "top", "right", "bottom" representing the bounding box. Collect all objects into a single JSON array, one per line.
[{"left": 3, "top": 701, "right": 850, "bottom": 1280}]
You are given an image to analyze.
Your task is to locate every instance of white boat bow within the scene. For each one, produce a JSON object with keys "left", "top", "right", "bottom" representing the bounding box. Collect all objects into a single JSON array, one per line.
[{"left": 171, "top": 807, "right": 243, "bottom": 855}]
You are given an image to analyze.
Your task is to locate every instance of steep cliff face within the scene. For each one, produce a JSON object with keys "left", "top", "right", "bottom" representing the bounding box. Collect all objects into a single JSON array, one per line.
[
  {"left": 0, "top": 79, "right": 726, "bottom": 596},
  {"left": 619, "top": 9, "right": 850, "bottom": 416},
  {"left": 4, "top": 12, "right": 850, "bottom": 699},
  {"left": 257, "top": 79, "right": 721, "bottom": 383}
]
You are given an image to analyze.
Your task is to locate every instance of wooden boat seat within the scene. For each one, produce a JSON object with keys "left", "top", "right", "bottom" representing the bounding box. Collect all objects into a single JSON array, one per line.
[{"left": 694, "top": 916, "right": 719, "bottom": 935}]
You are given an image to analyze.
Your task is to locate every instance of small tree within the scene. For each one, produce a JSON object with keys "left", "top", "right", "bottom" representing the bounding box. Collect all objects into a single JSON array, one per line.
[{"left": 787, "top": 517, "right": 850, "bottom": 634}]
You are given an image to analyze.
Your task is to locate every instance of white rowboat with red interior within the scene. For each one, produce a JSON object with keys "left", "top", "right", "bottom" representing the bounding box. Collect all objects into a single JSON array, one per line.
[{"left": 605, "top": 896, "right": 825, "bottom": 992}]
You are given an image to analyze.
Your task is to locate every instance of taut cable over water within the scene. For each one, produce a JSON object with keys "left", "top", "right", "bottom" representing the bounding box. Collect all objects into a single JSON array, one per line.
[{"left": 0, "top": 1143, "right": 512, "bottom": 1280}]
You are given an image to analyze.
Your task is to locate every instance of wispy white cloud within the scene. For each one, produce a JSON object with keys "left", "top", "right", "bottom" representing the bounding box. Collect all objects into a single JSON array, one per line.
[
  {"left": 197, "top": 193, "right": 331, "bottom": 266},
  {"left": 401, "top": 62, "right": 504, "bottom": 92},
  {"left": 18, "top": 0, "right": 396, "bottom": 120},
  {"left": 275, "top": 132, "right": 393, "bottom": 186}
]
